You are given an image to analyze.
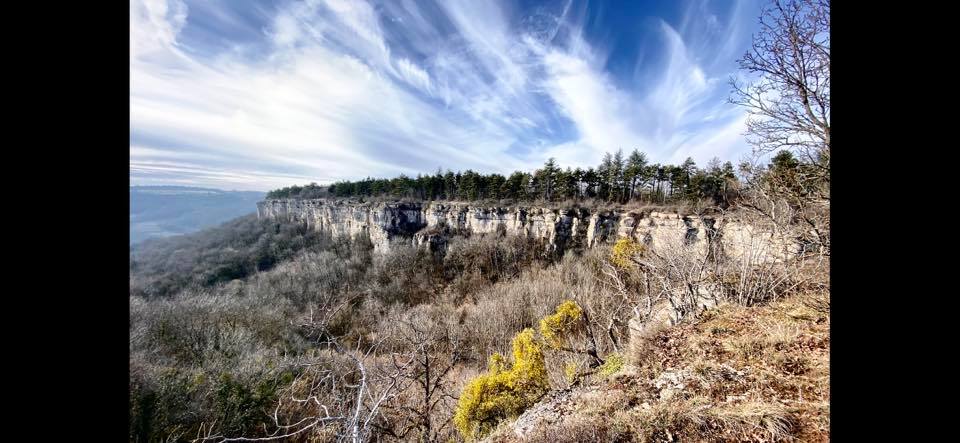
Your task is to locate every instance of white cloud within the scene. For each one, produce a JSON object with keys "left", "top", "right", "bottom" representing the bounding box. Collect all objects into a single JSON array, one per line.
[
  {"left": 541, "top": 48, "right": 648, "bottom": 158},
  {"left": 130, "top": 0, "right": 188, "bottom": 59},
  {"left": 666, "top": 113, "right": 750, "bottom": 166},
  {"left": 394, "top": 58, "right": 432, "bottom": 94},
  {"left": 131, "top": 0, "right": 758, "bottom": 190},
  {"left": 532, "top": 18, "right": 751, "bottom": 170}
]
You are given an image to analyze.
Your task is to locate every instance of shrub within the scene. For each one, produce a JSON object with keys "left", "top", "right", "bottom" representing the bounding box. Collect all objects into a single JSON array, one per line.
[
  {"left": 610, "top": 238, "right": 644, "bottom": 270},
  {"left": 598, "top": 352, "right": 625, "bottom": 377},
  {"left": 453, "top": 328, "right": 549, "bottom": 440},
  {"left": 564, "top": 361, "right": 579, "bottom": 384},
  {"left": 212, "top": 372, "right": 278, "bottom": 436},
  {"left": 539, "top": 300, "right": 583, "bottom": 348}
]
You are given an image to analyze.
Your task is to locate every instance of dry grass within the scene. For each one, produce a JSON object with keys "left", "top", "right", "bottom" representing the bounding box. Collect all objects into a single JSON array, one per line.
[
  {"left": 512, "top": 415, "right": 632, "bottom": 443},
  {"left": 485, "top": 290, "right": 829, "bottom": 442}
]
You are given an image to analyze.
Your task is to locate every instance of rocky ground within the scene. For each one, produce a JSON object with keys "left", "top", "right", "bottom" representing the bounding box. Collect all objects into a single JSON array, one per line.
[{"left": 484, "top": 292, "right": 830, "bottom": 442}]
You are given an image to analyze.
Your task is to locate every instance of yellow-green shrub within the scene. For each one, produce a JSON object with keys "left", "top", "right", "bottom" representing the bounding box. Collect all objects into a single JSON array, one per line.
[
  {"left": 610, "top": 238, "right": 645, "bottom": 269},
  {"left": 454, "top": 328, "right": 549, "bottom": 440},
  {"left": 539, "top": 300, "right": 583, "bottom": 348},
  {"left": 564, "top": 361, "right": 579, "bottom": 384},
  {"left": 598, "top": 352, "right": 625, "bottom": 377}
]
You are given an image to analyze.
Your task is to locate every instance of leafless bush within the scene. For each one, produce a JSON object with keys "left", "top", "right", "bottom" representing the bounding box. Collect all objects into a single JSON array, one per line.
[
  {"left": 627, "top": 234, "right": 716, "bottom": 326},
  {"left": 130, "top": 291, "right": 301, "bottom": 368},
  {"left": 366, "top": 243, "right": 440, "bottom": 306},
  {"left": 443, "top": 233, "right": 544, "bottom": 293},
  {"left": 372, "top": 304, "right": 465, "bottom": 442},
  {"left": 459, "top": 248, "right": 626, "bottom": 368},
  {"left": 709, "top": 207, "right": 829, "bottom": 307},
  {"left": 194, "top": 295, "right": 408, "bottom": 443},
  {"left": 736, "top": 165, "right": 829, "bottom": 258}
]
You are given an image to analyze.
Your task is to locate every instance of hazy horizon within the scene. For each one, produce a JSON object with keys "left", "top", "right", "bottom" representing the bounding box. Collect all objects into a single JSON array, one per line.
[{"left": 130, "top": 185, "right": 264, "bottom": 244}]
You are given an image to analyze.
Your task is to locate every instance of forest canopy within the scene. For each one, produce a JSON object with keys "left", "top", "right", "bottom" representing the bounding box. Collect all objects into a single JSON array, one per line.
[{"left": 268, "top": 150, "right": 745, "bottom": 206}]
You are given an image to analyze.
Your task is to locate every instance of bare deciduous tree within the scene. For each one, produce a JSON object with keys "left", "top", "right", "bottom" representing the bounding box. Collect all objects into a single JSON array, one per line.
[
  {"left": 737, "top": 159, "right": 830, "bottom": 255},
  {"left": 731, "top": 0, "right": 830, "bottom": 255},
  {"left": 731, "top": 0, "right": 830, "bottom": 171},
  {"left": 376, "top": 307, "right": 464, "bottom": 443},
  {"left": 598, "top": 262, "right": 652, "bottom": 352},
  {"left": 638, "top": 236, "right": 716, "bottom": 324},
  {"left": 194, "top": 297, "right": 408, "bottom": 443}
]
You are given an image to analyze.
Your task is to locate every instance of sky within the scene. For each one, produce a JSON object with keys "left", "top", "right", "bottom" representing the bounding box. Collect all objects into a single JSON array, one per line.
[{"left": 131, "top": 0, "right": 765, "bottom": 192}]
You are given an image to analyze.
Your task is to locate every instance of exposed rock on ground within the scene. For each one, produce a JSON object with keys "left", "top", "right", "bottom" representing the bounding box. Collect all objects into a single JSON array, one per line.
[{"left": 483, "top": 293, "right": 830, "bottom": 443}]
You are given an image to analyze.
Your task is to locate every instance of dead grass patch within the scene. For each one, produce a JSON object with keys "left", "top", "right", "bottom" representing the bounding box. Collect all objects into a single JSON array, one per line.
[{"left": 491, "top": 292, "right": 829, "bottom": 442}]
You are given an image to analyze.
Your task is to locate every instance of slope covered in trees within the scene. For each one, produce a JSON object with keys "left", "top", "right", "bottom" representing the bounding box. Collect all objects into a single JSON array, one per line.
[
  {"left": 130, "top": 215, "right": 334, "bottom": 298},
  {"left": 130, "top": 212, "right": 573, "bottom": 442}
]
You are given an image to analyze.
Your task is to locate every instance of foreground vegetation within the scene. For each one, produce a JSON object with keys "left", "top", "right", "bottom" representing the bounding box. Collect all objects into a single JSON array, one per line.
[
  {"left": 485, "top": 290, "right": 830, "bottom": 442},
  {"left": 130, "top": 217, "right": 597, "bottom": 442}
]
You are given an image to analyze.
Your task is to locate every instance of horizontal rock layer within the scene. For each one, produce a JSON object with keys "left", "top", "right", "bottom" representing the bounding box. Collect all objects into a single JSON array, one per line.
[{"left": 256, "top": 199, "right": 796, "bottom": 262}]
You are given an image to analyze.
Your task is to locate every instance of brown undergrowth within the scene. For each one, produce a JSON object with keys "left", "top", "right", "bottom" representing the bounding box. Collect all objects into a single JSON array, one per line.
[{"left": 485, "top": 291, "right": 829, "bottom": 443}]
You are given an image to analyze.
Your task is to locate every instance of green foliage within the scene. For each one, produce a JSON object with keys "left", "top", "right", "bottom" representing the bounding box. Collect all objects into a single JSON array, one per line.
[
  {"left": 129, "top": 368, "right": 193, "bottom": 442},
  {"left": 212, "top": 372, "right": 283, "bottom": 436},
  {"left": 453, "top": 328, "right": 549, "bottom": 440},
  {"left": 266, "top": 182, "right": 327, "bottom": 199},
  {"left": 130, "top": 365, "right": 294, "bottom": 442},
  {"left": 766, "top": 150, "right": 823, "bottom": 199},
  {"left": 538, "top": 300, "right": 583, "bottom": 348},
  {"left": 266, "top": 151, "right": 742, "bottom": 204}
]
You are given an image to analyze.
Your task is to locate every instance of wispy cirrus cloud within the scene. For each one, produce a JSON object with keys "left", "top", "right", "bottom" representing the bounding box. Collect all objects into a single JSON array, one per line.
[{"left": 131, "top": 0, "right": 762, "bottom": 191}]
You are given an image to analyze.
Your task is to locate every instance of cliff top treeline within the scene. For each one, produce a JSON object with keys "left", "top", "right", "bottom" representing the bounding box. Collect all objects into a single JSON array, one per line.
[{"left": 266, "top": 150, "right": 772, "bottom": 206}]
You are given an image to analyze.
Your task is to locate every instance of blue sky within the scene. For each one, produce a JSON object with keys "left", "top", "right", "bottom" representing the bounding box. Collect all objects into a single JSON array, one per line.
[{"left": 131, "top": 0, "right": 764, "bottom": 191}]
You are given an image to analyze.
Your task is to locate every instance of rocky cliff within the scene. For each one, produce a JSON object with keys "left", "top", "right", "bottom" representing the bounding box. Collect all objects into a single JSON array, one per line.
[{"left": 256, "top": 199, "right": 796, "bottom": 262}]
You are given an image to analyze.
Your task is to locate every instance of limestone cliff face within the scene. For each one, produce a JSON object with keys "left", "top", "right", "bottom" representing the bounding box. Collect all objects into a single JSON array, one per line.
[
  {"left": 256, "top": 199, "right": 796, "bottom": 261},
  {"left": 256, "top": 199, "right": 426, "bottom": 251}
]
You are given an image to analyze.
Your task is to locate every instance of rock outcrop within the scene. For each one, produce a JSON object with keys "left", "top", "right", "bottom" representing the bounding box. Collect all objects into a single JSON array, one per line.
[
  {"left": 256, "top": 199, "right": 797, "bottom": 261},
  {"left": 256, "top": 199, "right": 426, "bottom": 250}
]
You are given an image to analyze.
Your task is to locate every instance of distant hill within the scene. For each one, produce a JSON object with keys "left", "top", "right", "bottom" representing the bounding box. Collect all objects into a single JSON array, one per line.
[{"left": 130, "top": 185, "right": 264, "bottom": 245}]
